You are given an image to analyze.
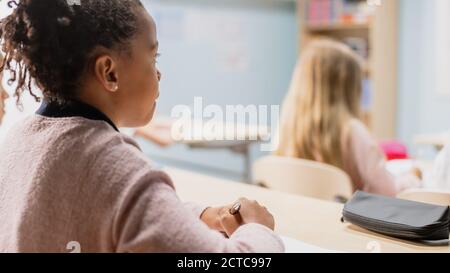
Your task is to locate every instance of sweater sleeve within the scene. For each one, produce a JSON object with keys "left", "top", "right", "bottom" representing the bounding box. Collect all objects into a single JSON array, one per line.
[
  {"left": 347, "top": 120, "right": 421, "bottom": 197},
  {"left": 112, "top": 177, "right": 285, "bottom": 253},
  {"left": 183, "top": 202, "right": 209, "bottom": 219}
]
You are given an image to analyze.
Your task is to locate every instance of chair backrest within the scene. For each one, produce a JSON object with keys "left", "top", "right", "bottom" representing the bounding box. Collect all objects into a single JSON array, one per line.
[
  {"left": 397, "top": 189, "right": 450, "bottom": 206},
  {"left": 253, "top": 156, "right": 353, "bottom": 202}
]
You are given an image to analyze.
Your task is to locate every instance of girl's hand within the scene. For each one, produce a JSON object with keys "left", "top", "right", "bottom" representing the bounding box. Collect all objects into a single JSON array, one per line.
[
  {"left": 200, "top": 206, "right": 225, "bottom": 232},
  {"left": 219, "top": 198, "right": 275, "bottom": 237}
]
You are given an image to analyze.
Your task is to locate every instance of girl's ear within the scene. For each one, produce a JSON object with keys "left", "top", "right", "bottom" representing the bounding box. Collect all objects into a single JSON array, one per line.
[{"left": 94, "top": 55, "right": 119, "bottom": 93}]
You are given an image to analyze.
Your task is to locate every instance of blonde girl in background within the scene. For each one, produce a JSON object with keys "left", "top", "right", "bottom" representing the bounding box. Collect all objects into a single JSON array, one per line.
[{"left": 276, "top": 39, "right": 421, "bottom": 197}]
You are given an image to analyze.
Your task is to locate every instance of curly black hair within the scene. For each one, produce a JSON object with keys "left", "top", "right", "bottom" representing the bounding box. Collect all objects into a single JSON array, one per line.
[{"left": 0, "top": 0, "right": 143, "bottom": 106}]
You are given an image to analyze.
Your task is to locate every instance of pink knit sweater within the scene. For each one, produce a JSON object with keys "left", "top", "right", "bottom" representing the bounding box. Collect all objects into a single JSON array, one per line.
[
  {"left": 341, "top": 119, "right": 421, "bottom": 196},
  {"left": 0, "top": 115, "right": 284, "bottom": 253}
]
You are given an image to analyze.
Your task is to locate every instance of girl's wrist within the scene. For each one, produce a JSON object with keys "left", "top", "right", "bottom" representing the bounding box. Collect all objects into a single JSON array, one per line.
[{"left": 200, "top": 207, "right": 222, "bottom": 231}]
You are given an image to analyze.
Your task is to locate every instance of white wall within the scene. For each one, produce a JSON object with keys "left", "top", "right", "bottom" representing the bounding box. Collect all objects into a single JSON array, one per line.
[{"left": 397, "top": 0, "right": 450, "bottom": 157}]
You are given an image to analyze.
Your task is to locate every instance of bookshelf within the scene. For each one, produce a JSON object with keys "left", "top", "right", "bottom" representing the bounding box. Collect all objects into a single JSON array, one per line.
[{"left": 297, "top": 0, "right": 399, "bottom": 139}]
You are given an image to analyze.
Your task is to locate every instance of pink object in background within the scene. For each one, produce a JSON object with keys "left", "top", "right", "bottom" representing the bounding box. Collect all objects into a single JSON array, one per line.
[{"left": 380, "top": 141, "right": 409, "bottom": 161}]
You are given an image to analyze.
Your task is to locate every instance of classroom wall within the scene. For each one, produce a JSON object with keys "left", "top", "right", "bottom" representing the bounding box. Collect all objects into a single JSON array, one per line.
[
  {"left": 140, "top": 0, "right": 298, "bottom": 180},
  {"left": 397, "top": 0, "right": 450, "bottom": 156}
]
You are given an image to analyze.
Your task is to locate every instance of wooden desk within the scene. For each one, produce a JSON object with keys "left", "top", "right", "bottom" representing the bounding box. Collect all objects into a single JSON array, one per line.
[
  {"left": 138, "top": 118, "right": 270, "bottom": 182},
  {"left": 183, "top": 140, "right": 258, "bottom": 183},
  {"left": 165, "top": 167, "right": 450, "bottom": 253},
  {"left": 179, "top": 122, "right": 270, "bottom": 182}
]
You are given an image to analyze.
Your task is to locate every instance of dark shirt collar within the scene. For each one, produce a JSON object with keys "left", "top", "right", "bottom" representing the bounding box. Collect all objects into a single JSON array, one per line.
[{"left": 36, "top": 99, "right": 119, "bottom": 132}]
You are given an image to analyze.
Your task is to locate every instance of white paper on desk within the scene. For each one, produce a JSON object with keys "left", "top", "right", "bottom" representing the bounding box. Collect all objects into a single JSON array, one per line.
[{"left": 281, "top": 236, "right": 342, "bottom": 253}]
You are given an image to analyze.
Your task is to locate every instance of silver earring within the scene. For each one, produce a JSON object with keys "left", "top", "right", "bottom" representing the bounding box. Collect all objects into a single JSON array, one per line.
[{"left": 112, "top": 85, "right": 119, "bottom": 91}]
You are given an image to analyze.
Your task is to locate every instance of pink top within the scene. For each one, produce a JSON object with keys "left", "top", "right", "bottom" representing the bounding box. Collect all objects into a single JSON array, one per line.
[
  {"left": 341, "top": 119, "right": 421, "bottom": 197},
  {"left": 0, "top": 115, "right": 284, "bottom": 253}
]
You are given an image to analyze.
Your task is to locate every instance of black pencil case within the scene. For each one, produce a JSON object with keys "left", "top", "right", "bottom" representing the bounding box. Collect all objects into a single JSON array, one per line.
[{"left": 342, "top": 191, "right": 450, "bottom": 242}]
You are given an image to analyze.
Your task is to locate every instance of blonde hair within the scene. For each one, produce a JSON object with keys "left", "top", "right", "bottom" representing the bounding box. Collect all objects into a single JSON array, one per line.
[{"left": 275, "top": 39, "right": 364, "bottom": 169}]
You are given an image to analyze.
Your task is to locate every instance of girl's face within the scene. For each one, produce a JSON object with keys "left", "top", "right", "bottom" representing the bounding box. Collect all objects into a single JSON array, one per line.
[
  {"left": 114, "top": 8, "right": 161, "bottom": 128},
  {"left": 0, "top": 80, "right": 9, "bottom": 125}
]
